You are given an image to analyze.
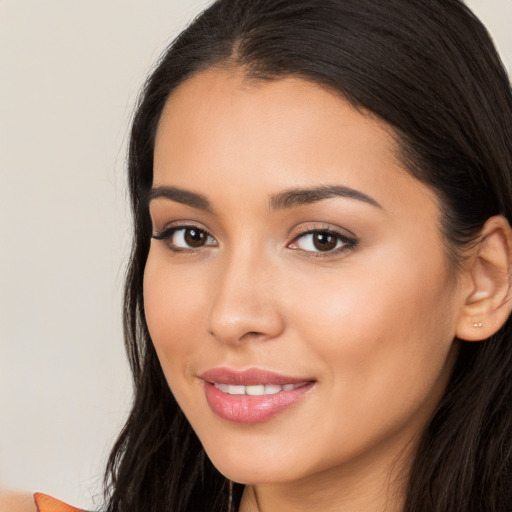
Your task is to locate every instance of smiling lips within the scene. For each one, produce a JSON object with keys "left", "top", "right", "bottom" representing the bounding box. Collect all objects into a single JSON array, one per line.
[
  {"left": 214, "top": 382, "right": 306, "bottom": 395},
  {"left": 201, "top": 368, "right": 315, "bottom": 423}
]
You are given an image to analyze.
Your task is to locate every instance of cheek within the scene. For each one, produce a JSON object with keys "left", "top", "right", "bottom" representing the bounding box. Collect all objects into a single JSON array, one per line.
[
  {"left": 143, "top": 251, "right": 208, "bottom": 379},
  {"left": 286, "top": 240, "right": 458, "bottom": 418}
]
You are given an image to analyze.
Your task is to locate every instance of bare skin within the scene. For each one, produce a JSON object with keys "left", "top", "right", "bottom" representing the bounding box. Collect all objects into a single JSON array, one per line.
[
  {"left": 0, "top": 489, "right": 36, "bottom": 512},
  {"left": 144, "top": 68, "right": 512, "bottom": 511}
]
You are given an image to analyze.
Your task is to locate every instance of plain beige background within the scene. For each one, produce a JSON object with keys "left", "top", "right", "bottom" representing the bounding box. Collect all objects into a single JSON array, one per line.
[{"left": 0, "top": 0, "right": 511, "bottom": 509}]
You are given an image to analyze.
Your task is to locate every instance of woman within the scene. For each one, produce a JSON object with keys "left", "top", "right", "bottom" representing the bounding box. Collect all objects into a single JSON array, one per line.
[{"left": 35, "top": 0, "right": 512, "bottom": 510}]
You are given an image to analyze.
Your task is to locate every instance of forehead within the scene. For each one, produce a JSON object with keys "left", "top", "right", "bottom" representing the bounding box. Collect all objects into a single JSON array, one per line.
[
  {"left": 153, "top": 68, "right": 438, "bottom": 220},
  {"left": 156, "top": 68, "right": 397, "bottom": 154}
]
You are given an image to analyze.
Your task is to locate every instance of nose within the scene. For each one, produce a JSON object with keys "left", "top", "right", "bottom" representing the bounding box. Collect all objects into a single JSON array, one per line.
[{"left": 206, "top": 250, "right": 285, "bottom": 346}]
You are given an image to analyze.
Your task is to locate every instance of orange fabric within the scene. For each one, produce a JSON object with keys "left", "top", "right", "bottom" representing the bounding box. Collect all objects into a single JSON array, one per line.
[{"left": 33, "top": 493, "right": 84, "bottom": 512}]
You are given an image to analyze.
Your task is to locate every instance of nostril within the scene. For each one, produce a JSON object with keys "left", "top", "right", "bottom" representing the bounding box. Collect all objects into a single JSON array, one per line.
[{"left": 206, "top": 293, "right": 285, "bottom": 345}]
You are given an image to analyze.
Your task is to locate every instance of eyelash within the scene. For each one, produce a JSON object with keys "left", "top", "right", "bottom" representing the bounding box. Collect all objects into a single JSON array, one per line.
[
  {"left": 288, "top": 227, "right": 357, "bottom": 257},
  {"left": 151, "top": 224, "right": 358, "bottom": 257},
  {"left": 152, "top": 225, "right": 217, "bottom": 254}
]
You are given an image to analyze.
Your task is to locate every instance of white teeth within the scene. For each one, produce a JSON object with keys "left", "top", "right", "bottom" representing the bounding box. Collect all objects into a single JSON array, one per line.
[
  {"left": 214, "top": 383, "right": 229, "bottom": 393},
  {"left": 264, "top": 384, "right": 282, "bottom": 395},
  {"left": 214, "top": 382, "right": 306, "bottom": 395},
  {"left": 246, "top": 385, "right": 265, "bottom": 396},
  {"left": 228, "top": 385, "right": 245, "bottom": 395}
]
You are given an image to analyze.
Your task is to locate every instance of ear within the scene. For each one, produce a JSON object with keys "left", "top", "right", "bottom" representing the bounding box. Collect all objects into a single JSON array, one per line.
[{"left": 456, "top": 215, "right": 512, "bottom": 342}]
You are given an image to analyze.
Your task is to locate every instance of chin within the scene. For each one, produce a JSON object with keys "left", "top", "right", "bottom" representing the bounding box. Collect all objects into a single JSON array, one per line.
[
  {"left": 210, "top": 457, "right": 300, "bottom": 486},
  {"left": 198, "top": 428, "right": 313, "bottom": 485}
]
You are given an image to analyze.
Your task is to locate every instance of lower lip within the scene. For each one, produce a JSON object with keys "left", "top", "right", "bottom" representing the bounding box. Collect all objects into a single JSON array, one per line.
[{"left": 203, "top": 381, "right": 315, "bottom": 424}]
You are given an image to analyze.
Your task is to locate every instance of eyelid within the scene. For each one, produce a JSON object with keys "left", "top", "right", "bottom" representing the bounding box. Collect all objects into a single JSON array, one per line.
[
  {"left": 287, "top": 224, "right": 358, "bottom": 256},
  {"left": 152, "top": 219, "right": 211, "bottom": 238},
  {"left": 151, "top": 222, "right": 218, "bottom": 252},
  {"left": 291, "top": 222, "right": 356, "bottom": 239},
  {"left": 151, "top": 220, "right": 357, "bottom": 256}
]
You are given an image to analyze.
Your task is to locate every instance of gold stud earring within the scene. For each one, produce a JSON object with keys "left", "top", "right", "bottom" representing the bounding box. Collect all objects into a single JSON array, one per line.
[{"left": 473, "top": 322, "right": 483, "bottom": 328}]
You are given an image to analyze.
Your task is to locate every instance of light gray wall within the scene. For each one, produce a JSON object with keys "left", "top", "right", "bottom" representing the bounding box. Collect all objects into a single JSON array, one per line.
[
  {"left": 0, "top": 1, "right": 212, "bottom": 509},
  {"left": 0, "top": 0, "right": 510, "bottom": 509}
]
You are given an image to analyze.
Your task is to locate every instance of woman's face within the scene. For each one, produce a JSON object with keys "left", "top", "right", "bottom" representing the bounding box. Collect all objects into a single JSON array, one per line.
[{"left": 144, "top": 69, "right": 461, "bottom": 488}]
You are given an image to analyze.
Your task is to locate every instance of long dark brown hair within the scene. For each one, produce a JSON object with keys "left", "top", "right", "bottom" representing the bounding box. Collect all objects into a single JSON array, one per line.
[{"left": 104, "top": 1, "right": 512, "bottom": 510}]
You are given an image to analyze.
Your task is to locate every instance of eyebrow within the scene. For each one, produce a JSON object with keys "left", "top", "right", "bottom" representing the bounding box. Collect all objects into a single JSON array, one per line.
[
  {"left": 270, "top": 185, "right": 382, "bottom": 210},
  {"left": 146, "top": 186, "right": 212, "bottom": 212},
  {"left": 146, "top": 183, "right": 382, "bottom": 212}
]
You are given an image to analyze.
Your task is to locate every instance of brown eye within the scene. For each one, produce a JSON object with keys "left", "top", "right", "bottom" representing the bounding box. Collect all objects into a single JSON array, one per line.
[
  {"left": 289, "top": 229, "right": 356, "bottom": 254},
  {"left": 152, "top": 226, "right": 217, "bottom": 251},
  {"left": 312, "top": 232, "right": 337, "bottom": 251},
  {"left": 184, "top": 228, "right": 208, "bottom": 247}
]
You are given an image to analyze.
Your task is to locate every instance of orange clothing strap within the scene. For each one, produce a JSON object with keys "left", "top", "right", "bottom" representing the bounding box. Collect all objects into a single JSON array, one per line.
[{"left": 34, "top": 493, "right": 84, "bottom": 512}]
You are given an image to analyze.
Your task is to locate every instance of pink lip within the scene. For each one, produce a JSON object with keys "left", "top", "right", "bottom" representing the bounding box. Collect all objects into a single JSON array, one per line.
[
  {"left": 200, "top": 367, "right": 312, "bottom": 386},
  {"left": 200, "top": 367, "right": 316, "bottom": 424}
]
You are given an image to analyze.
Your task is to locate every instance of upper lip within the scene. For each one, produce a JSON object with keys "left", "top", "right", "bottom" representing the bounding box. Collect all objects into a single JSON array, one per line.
[{"left": 200, "top": 367, "right": 315, "bottom": 386}]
